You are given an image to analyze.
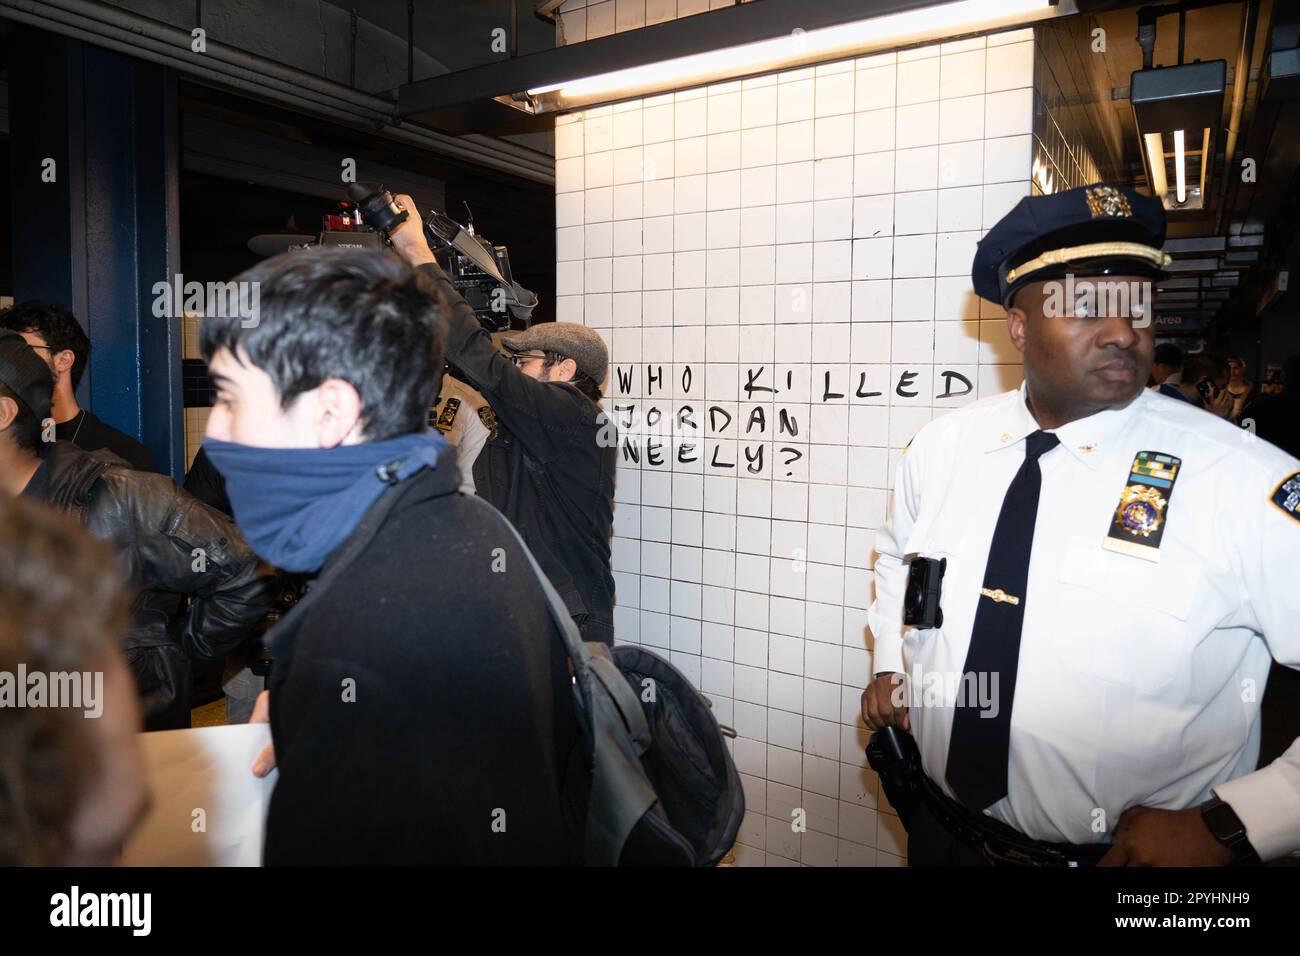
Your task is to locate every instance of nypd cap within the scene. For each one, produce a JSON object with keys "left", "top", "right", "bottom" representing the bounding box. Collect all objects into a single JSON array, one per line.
[{"left": 972, "top": 183, "right": 1171, "bottom": 308}]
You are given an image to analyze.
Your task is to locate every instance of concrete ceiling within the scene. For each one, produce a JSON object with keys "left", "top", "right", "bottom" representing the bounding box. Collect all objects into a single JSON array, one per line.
[{"left": 3, "top": 0, "right": 558, "bottom": 178}]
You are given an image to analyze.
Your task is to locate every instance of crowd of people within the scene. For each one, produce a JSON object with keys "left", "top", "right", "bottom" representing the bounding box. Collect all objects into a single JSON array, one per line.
[
  {"left": 1, "top": 181, "right": 1298, "bottom": 867},
  {"left": 1149, "top": 342, "right": 1300, "bottom": 457},
  {"left": 0, "top": 214, "right": 617, "bottom": 864}
]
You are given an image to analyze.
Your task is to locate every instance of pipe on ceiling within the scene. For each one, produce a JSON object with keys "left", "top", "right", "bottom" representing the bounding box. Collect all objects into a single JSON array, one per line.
[
  {"left": 1136, "top": 0, "right": 1234, "bottom": 70},
  {"left": 1217, "top": 0, "right": 1261, "bottom": 234}
]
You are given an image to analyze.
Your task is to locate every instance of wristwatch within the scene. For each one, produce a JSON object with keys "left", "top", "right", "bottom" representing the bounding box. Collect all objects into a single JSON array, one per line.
[{"left": 1200, "top": 796, "right": 1262, "bottom": 865}]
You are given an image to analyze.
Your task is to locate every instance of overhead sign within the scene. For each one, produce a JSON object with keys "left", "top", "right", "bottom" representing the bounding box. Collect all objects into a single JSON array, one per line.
[{"left": 1152, "top": 314, "right": 1208, "bottom": 332}]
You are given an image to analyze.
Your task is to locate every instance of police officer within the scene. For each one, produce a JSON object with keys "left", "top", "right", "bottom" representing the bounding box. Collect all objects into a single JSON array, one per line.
[
  {"left": 429, "top": 371, "right": 493, "bottom": 495},
  {"left": 861, "top": 184, "right": 1300, "bottom": 866}
]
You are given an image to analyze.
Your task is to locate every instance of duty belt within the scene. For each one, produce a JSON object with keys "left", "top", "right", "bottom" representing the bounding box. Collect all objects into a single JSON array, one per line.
[{"left": 866, "top": 727, "right": 1109, "bottom": 867}]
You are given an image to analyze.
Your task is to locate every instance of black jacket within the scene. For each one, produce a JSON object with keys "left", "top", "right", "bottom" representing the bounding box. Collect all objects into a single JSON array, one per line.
[
  {"left": 183, "top": 445, "right": 232, "bottom": 516},
  {"left": 56, "top": 408, "right": 157, "bottom": 472},
  {"left": 22, "top": 441, "right": 274, "bottom": 728},
  {"left": 418, "top": 261, "right": 618, "bottom": 644},
  {"left": 263, "top": 450, "right": 581, "bottom": 865}
]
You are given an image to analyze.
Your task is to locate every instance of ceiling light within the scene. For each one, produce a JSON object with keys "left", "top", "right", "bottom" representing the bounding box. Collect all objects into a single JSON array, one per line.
[
  {"left": 1131, "top": 61, "right": 1226, "bottom": 212},
  {"left": 1143, "top": 132, "right": 1168, "bottom": 198},
  {"left": 1173, "top": 128, "right": 1186, "bottom": 203},
  {"left": 526, "top": 0, "right": 1057, "bottom": 111}
]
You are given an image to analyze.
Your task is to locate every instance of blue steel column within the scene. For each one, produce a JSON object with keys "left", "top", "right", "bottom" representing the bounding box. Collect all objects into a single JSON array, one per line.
[
  {"left": 7, "top": 28, "right": 87, "bottom": 322},
  {"left": 8, "top": 29, "right": 184, "bottom": 480}
]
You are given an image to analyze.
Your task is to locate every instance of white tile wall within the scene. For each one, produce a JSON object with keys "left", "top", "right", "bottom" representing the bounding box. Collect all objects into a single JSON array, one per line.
[{"left": 557, "top": 11, "right": 1034, "bottom": 866}]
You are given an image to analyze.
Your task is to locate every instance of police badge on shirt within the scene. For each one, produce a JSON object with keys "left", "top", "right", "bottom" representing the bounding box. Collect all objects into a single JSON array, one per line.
[{"left": 1102, "top": 451, "right": 1182, "bottom": 561}]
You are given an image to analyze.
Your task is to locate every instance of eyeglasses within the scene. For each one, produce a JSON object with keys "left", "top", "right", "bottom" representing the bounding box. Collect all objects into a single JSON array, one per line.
[{"left": 510, "top": 352, "right": 546, "bottom": 368}]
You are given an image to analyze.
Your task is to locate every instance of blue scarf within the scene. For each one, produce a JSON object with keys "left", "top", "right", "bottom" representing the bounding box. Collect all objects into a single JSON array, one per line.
[{"left": 203, "top": 431, "right": 447, "bottom": 573}]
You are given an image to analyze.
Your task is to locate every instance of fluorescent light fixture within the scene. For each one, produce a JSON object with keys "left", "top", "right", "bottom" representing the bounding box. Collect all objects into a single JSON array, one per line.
[
  {"left": 1143, "top": 132, "right": 1168, "bottom": 198},
  {"left": 1198, "top": 126, "right": 1211, "bottom": 199},
  {"left": 527, "top": 0, "right": 1057, "bottom": 110},
  {"left": 1130, "top": 61, "right": 1226, "bottom": 213},
  {"left": 1173, "top": 128, "right": 1186, "bottom": 203}
]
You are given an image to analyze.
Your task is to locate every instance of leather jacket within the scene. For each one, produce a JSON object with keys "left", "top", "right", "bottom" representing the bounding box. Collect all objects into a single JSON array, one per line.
[{"left": 24, "top": 442, "right": 274, "bottom": 728}]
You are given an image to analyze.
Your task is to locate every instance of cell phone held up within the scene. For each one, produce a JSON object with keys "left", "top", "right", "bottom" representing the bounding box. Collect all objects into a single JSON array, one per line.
[{"left": 903, "top": 556, "right": 946, "bottom": 629}]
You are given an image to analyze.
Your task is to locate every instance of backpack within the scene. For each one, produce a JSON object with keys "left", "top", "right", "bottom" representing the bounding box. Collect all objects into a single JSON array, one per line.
[{"left": 472, "top": 496, "right": 746, "bottom": 866}]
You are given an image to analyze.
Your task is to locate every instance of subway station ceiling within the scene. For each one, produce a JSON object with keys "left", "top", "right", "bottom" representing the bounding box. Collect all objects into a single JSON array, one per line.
[
  {"left": 1062, "top": 0, "right": 1295, "bottom": 331},
  {"left": 4, "top": 0, "right": 1300, "bottom": 335}
]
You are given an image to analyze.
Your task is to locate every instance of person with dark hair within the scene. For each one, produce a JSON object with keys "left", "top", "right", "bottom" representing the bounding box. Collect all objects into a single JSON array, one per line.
[
  {"left": 0, "top": 330, "right": 273, "bottom": 730},
  {"left": 0, "top": 496, "right": 148, "bottom": 865},
  {"left": 387, "top": 194, "right": 618, "bottom": 646},
  {"left": 199, "top": 247, "right": 580, "bottom": 865},
  {"left": 1150, "top": 342, "right": 1187, "bottom": 400},
  {"left": 0, "top": 300, "right": 156, "bottom": 471},
  {"left": 1176, "top": 351, "right": 1234, "bottom": 418}
]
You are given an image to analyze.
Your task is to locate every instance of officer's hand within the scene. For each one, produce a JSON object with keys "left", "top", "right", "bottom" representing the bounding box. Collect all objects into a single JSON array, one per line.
[
  {"left": 249, "top": 690, "right": 277, "bottom": 778},
  {"left": 861, "top": 672, "right": 910, "bottom": 732},
  {"left": 389, "top": 194, "right": 436, "bottom": 266},
  {"left": 1097, "top": 805, "right": 1234, "bottom": 867}
]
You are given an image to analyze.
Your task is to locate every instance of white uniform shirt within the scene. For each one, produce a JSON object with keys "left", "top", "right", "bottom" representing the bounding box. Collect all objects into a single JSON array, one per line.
[
  {"left": 431, "top": 376, "right": 491, "bottom": 494},
  {"left": 868, "top": 384, "right": 1300, "bottom": 858}
]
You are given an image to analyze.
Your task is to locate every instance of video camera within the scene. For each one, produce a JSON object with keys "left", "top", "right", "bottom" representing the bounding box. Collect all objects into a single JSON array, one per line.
[
  {"left": 246, "top": 183, "right": 537, "bottom": 332},
  {"left": 350, "top": 183, "right": 537, "bottom": 331}
]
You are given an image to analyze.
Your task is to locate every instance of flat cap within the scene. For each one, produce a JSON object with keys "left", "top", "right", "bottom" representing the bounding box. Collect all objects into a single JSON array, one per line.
[
  {"left": 0, "top": 329, "right": 53, "bottom": 423},
  {"left": 972, "top": 183, "right": 1171, "bottom": 307},
  {"left": 502, "top": 322, "right": 609, "bottom": 383}
]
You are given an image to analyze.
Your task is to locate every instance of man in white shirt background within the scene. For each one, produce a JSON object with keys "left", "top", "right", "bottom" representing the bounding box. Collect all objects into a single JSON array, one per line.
[{"left": 861, "top": 184, "right": 1300, "bottom": 867}]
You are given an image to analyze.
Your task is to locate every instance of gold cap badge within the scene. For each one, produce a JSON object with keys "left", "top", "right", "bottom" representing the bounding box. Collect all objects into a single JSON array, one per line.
[{"left": 1085, "top": 185, "right": 1133, "bottom": 219}]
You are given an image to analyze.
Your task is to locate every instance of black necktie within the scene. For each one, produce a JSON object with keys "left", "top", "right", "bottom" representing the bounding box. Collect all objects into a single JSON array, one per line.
[{"left": 945, "top": 428, "right": 1059, "bottom": 812}]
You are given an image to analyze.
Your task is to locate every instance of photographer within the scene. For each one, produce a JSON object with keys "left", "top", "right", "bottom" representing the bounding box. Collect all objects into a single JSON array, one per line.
[{"left": 388, "top": 194, "right": 617, "bottom": 645}]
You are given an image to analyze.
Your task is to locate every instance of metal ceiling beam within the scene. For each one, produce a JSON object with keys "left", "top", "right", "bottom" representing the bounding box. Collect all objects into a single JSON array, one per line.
[
  {"left": 1153, "top": 302, "right": 1213, "bottom": 311},
  {"left": 534, "top": 0, "right": 566, "bottom": 21},
  {"left": 396, "top": 0, "right": 1060, "bottom": 115},
  {"left": 1163, "top": 236, "right": 1227, "bottom": 253},
  {"left": 1164, "top": 257, "right": 1225, "bottom": 272}
]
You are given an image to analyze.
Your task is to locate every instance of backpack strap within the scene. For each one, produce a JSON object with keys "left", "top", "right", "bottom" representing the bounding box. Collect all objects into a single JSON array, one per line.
[{"left": 463, "top": 494, "right": 656, "bottom": 865}]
